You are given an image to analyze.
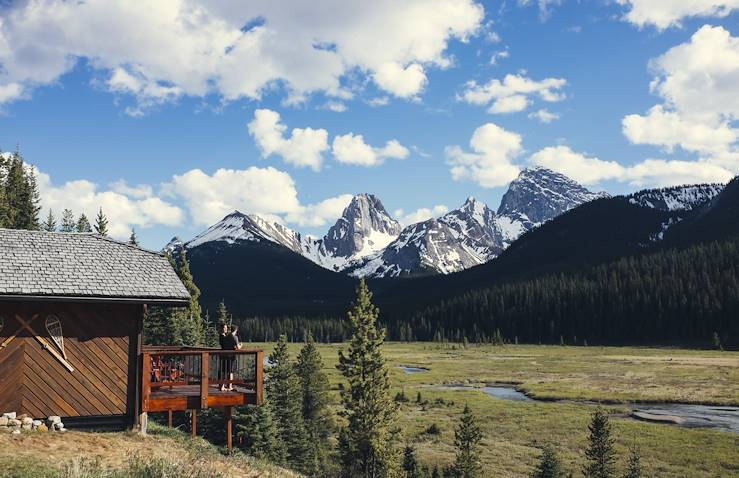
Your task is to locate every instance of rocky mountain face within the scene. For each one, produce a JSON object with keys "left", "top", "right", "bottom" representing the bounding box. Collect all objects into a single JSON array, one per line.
[
  {"left": 626, "top": 184, "right": 724, "bottom": 212},
  {"left": 497, "top": 166, "right": 608, "bottom": 229},
  {"left": 169, "top": 168, "right": 612, "bottom": 278}
]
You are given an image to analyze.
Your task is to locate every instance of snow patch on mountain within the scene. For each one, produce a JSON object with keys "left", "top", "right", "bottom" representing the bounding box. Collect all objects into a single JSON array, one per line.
[{"left": 627, "top": 184, "right": 724, "bottom": 212}]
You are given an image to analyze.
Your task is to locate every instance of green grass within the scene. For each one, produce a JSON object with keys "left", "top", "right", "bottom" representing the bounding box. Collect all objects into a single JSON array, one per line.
[{"left": 254, "top": 341, "right": 739, "bottom": 477}]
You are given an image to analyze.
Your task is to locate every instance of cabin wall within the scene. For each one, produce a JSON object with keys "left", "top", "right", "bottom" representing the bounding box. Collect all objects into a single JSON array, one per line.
[{"left": 0, "top": 301, "right": 141, "bottom": 424}]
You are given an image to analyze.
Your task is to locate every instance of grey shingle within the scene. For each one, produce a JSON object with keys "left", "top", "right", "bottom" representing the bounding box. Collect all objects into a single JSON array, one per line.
[{"left": 0, "top": 229, "right": 190, "bottom": 302}]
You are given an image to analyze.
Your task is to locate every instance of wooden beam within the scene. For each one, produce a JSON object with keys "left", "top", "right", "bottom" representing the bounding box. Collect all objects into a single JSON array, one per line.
[
  {"left": 191, "top": 409, "right": 197, "bottom": 438},
  {"left": 200, "top": 352, "right": 209, "bottom": 409},
  {"left": 138, "top": 411, "right": 148, "bottom": 435},
  {"left": 0, "top": 314, "right": 37, "bottom": 350},
  {"left": 225, "top": 406, "right": 233, "bottom": 451},
  {"left": 15, "top": 315, "right": 74, "bottom": 372},
  {"left": 168, "top": 410, "right": 173, "bottom": 428},
  {"left": 255, "top": 350, "right": 264, "bottom": 405}
]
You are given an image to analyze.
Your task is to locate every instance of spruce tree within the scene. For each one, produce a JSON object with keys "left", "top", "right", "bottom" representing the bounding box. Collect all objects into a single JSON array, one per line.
[
  {"left": 77, "top": 213, "right": 92, "bottom": 232},
  {"left": 337, "top": 279, "right": 400, "bottom": 478},
  {"left": 43, "top": 210, "right": 57, "bottom": 232},
  {"left": 583, "top": 408, "right": 616, "bottom": 478},
  {"left": 3, "top": 155, "right": 40, "bottom": 230},
  {"left": 624, "top": 444, "right": 642, "bottom": 478},
  {"left": 94, "top": 207, "right": 109, "bottom": 236},
  {"left": 217, "top": 301, "right": 231, "bottom": 325},
  {"left": 453, "top": 404, "right": 483, "bottom": 478},
  {"left": 176, "top": 250, "right": 206, "bottom": 346},
  {"left": 296, "top": 334, "right": 332, "bottom": 476},
  {"left": 60, "top": 209, "right": 76, "bottom": 232},
  {"left": 236, "top": 404, "right": 287, "bottom": 464},
  {"left": 268, "top": 335, "right": 311, "bottom": 473},
  {"left": 129, "top": 228, "right": 139, "bottom": 246},
  {"left": 402, "top": 445, "right": 422, "bottom": 478},
  {"left": 531, "top": 445, "right": 563, "bottom": 478}
]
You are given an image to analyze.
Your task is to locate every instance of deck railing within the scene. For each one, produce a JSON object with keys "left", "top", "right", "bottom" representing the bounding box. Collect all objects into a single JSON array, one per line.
[{"left": 140, "top": 347, "right": 263, "bottom": 413}]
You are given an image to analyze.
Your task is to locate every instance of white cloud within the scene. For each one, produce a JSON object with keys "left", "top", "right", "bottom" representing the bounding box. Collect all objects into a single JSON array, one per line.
[
  {"left": 623, "top": 25, "right": 739, "bottom": 178},
  {"left": 459, "top": 73, "right": 567, "bottom": 114},
  {"left": 285, "top": 194, "right": 354, "bottom": 227},
  {"left": 366, "top": 96, "right": 390, "bottom": 107},
  {"left": 618, "top": 0, "right": 739, "bottom": 30},
  {"left": 530, "top": 145, "right": 734, "bottom": 187},
  {"left": 35, "top": 170, "right": 184, "bottom": 238},
  {"left": 394, "top": 205, "right": 449, "bottom": 226},
  {"left": 320, "top": 101, "right": 348, "bottom": 112},
  {"left": 332, "top": 134, "right": 410, "bottom": 166},
  {"left": 373, "top": 62, "right": 428, "bottom": 99},
  {"left": 0, "top": 0, "right": 484, "bottom": 110},
  {"left": 248, "top": 109, "right": 329, "bottom": 171},
  {"left": 489, "top": 49, "right": 509, "bottom": 66},
  {"left": 163, "top": 165, "right": 350, "bottom": 228},
  {"left": 528, "top": 108, "right": 560, "bottom": 123},
  {"left": 109, "top": 180, "right": 154, "bottom": 199},
  {"left": 623, "top": 105, "right": 737, "bottom": 155},
  {"left": 445, "top": 123, "right": 523, "bottom": 187}
]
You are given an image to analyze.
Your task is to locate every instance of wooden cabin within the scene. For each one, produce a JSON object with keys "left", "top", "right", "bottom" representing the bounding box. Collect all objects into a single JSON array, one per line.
[
  {"left": 0, "top": 229, "right": 263, "bottom": 447},
  {"left": 0, "top": 228, "right": 191, "bottom": 428}
]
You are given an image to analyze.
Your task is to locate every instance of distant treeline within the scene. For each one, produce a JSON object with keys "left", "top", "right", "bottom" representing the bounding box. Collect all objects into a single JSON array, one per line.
[{"left": 234, "top": 240, "right": 739, "bottom": 348}]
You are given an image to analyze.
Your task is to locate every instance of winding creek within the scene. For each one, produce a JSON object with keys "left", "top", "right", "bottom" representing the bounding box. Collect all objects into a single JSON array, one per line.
[{"left": 394, "top": 364, "right": 739, "bottom": 434}]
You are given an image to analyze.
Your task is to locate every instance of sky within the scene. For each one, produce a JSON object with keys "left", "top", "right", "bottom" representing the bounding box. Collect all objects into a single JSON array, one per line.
[{"left": 1, "top": 0, "right": 738, "bottom": 249}]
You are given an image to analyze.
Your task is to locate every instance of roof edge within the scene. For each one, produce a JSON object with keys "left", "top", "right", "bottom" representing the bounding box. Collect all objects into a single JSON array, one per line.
[{"left": 0, "top": 294, "right": 189, "bottom": 306}]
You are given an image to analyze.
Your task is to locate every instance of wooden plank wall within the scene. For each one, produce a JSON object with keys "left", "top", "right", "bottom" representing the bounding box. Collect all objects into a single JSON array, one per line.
[{"left": 0, "top": 301, "right": 139, "bottom": 420}]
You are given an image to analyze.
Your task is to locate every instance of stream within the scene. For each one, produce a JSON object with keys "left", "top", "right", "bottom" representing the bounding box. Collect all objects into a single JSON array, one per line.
[{"left": 434, "top": 384, "right": 739, "bottom": 433}]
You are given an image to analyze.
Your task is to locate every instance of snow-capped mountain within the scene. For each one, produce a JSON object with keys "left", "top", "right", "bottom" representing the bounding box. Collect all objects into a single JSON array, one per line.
[
  {"left": 627, "top": 184, "right": 724, "bottom": 212},
  {"left": 498, "top": 166, "right": 608, "bottom": 229},
  {"left": 321, "top": 193, "right": 401, "bottom": 262},
  {"left": 168, "top": 168, "right": 609, "bottom": 278}
]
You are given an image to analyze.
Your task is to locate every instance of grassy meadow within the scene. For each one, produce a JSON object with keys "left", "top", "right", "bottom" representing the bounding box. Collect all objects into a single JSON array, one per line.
[{"left": 253, "top": 342, "right": 739, "bottom": 478}]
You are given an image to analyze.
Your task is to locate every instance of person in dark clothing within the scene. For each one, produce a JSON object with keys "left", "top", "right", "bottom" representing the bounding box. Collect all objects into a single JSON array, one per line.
[{"left": 219, "top": 324, "right": 241, "bottom": 391}]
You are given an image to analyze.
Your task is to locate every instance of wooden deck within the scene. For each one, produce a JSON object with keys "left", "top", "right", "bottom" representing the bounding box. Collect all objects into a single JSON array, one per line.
[{"left": 147, "top": 383, "right": 259, "bottom": 411}]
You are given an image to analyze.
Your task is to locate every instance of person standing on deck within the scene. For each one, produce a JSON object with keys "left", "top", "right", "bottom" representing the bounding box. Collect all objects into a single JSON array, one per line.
[{"left": 219, "top": 324, "right": 241, "bottom": 391}]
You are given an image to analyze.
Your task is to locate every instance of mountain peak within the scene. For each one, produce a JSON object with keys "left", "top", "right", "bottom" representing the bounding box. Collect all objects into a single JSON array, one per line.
[
  {"left": 498, "top": 167, "right": 605, "bottom": 225},
  {"left": 322, "top": 193, "right": 401, "bottom": 259}
]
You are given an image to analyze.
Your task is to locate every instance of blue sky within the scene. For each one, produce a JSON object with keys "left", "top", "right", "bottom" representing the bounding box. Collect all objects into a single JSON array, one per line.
[{"left": 1, "top": 1, "right": 738, "bottom": 249}]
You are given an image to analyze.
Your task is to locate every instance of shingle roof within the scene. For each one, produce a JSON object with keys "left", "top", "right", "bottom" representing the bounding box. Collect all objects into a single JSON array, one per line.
[{"left": 0, "top": 228, "right": 190, "bottom": 303}]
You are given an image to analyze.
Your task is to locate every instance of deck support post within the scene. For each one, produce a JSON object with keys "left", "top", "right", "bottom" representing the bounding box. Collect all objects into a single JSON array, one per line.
[
  {"left": 191, "top": 409, "right": 197, "bottom": 438},
  {"left": 200, "top": 353, "right": 209, "bottom": 409},
  {"left": 167, "top": 410, "right": 173, "bottom": 428},
  {"left": 225, "top": 406, "right": 233, "bottom": 451},
  {"left": 137, "top": 411, "right": 148, "bottom": 435}
]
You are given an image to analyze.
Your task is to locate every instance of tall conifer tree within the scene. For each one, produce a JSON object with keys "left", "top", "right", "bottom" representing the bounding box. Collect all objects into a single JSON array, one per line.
[
  {"left": 337, "top": 279, "right": 400, "bottom": 478},
  {"left": 531, "top": 445, "right": 564, "bottom": 478},
  {"left": 94, "top": 207, "right": 109, "bottom": 236},
  {"left": 268, "top": 335, "right": 311, "bottom": 473},
  {"left": 296, "top": 334, "right": 332, "bottom": 476},
  {"left": 76, "top": 213, "right": 92, "bottom": 232},
  {"left": 453, "top": 405, "right": 483, "bottom": 478},
  {"left": 623, "top": 444, "right": 642, "bottom": 478},
  {"left": 129, "top": 228, "right": 139, "bottom": 246},
  {"left": 60, "top": 209, "right": 76, "bottom": 232},
  {"left": 583, "top": 408, "right": 616, "bottom": 478},
  {"left": 43, "top": 210, "right": 57, "bottom": 232}
]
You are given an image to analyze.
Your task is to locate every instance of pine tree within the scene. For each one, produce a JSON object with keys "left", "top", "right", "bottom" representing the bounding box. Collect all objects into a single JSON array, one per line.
[
  {"left": 217, "top": 301, "right": 231, "bottom": 326},
  {"left": 0, "top": 152, "right": 8, "bottom": 228},
  {"left": 623, "top": 444, "right": 642, "bottom": 478},
  {"left": 337, "top": 279, "right": 400, "bottom": 478},
  {"left": 296, "top": 334, "right": 332, "bottom": 476},
  {"left": 94, "top": 207, "right": 109, "bottom": 236},
  {"left": 453, "top": 404, "right": 483, "bottom": 478},
  {"left": 43, "top": 210, "right": 57, "bottom": 232},
  {"left": 60, "top": 209, "right": 76, "bottom": 232},
  {"left": 531, "top": 445, "right": 564, "bottom": 478},
  {"left": 268, "top": 335, "right": 311, "bottom": 473},
  {"left": 236, "top": 404, "right": 287, "bottom": 464},
  {"left": 3, "top": 155, "right": 40, "bottom": 230},
  {"left": 583, "top": 408, "right": 616, "bottom": 478},
  {"left": 176, "top": 250, "right": 206, "bottom": 346},
  {"left": 129, "top": 228, "right": 139, "bottom": 246},
  {"left": 76, "top": 213, "right": 92, "bottom": 232},
  {"left": 402, "top": 445, "right": 422, "bottom": 478}
]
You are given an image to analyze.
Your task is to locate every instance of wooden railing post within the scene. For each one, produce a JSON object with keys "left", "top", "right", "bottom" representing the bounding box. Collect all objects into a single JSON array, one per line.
[
  {"left": 139, "top": 352, "right": 151, "bottom": 434},
  {"left": 225, "top": 406, "right": 233, "bottom": 451},
  {"left": 200, "top": 352, "right": 209, "bottom": 409},
  {"left": 256, "top": 350, "right": 264, "bottom": 404}
]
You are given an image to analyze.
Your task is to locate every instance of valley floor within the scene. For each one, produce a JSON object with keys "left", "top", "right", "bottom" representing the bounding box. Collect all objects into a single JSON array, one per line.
[{"left": 256, "top": 342, "right": 739, "bottom": 477}]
